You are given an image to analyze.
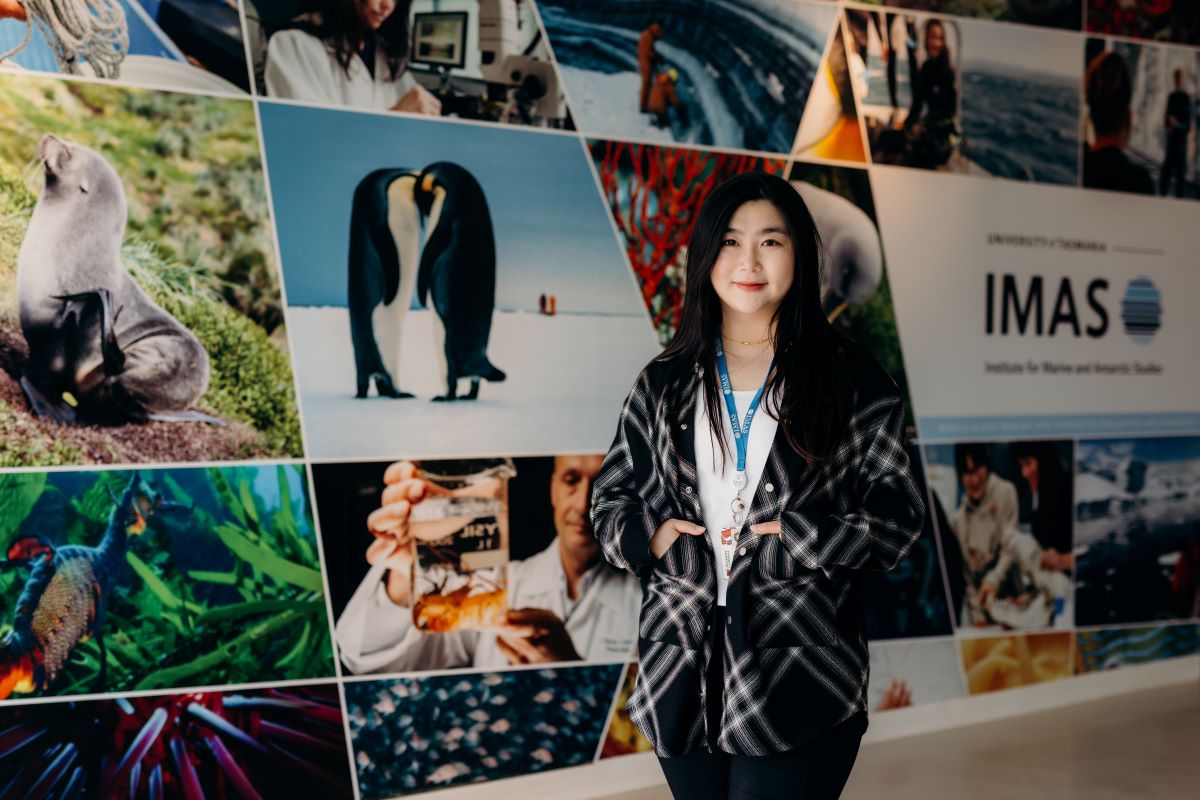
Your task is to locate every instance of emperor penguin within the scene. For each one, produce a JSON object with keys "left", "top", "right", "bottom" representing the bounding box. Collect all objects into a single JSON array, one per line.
[
  {"left": 414, "top": 162, "right": 506, "bottom": 402},
  {"left": 347, "top": 168, "right": 424, "bottom": 399}
]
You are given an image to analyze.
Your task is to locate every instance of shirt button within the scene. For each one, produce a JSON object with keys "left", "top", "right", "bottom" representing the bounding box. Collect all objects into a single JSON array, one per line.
[
  {"left": 765, "top": 483, "right": 775, "bottom": 492},
  {"left": 680, "top": 422, "right": 688, "bottom": 430},
  {"left": 727, "top": 616, "right": 733, "bottom": 626},
  {"left": 739, "top": 547, "right": 746, "bottom": 556},
  {"left": 684, "top": 486, "right": 693, "bottom": 494}
]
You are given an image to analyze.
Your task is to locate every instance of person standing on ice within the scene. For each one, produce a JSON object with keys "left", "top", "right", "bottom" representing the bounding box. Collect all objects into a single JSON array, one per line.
[
  {"left": 648, "top": 68, "right": 690, "bottom": 130},
  {"left": 638, "top": 22, "right": 665, "bottom": 113}
]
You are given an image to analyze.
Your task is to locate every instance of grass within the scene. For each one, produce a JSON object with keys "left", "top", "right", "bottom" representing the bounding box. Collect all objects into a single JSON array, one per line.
[{"left": 0, "top": 397, "right": 91, "bottom": 466}]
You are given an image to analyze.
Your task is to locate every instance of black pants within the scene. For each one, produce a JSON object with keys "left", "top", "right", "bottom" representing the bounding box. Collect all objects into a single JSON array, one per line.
[
  {"left": 1161, "top": 138, "right": 1187, "bottom": 197},
  {"left": 658, "top": 607, "right": 869, "bottom": 800}
]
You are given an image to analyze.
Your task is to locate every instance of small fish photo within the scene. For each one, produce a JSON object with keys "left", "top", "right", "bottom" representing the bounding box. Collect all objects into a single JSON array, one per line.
[{"left": 345, "top": 665, "right": 622, "bottom": 797}]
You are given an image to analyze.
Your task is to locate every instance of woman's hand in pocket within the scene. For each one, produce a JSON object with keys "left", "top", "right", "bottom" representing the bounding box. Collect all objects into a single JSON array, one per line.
[
  {"left": 749, "top": 520, "right": 781, "bottom": 536},
  {"left": 650, "top": 518, "right": 706, "bottom": 560}
]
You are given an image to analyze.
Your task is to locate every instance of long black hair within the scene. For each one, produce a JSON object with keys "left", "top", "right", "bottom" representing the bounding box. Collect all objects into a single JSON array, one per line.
[
  {"left": 656, "top": 171, "right": 852, "bottom": 468},
  {"left": 288, "top": 0, "right": 411, "bottom": 82}
]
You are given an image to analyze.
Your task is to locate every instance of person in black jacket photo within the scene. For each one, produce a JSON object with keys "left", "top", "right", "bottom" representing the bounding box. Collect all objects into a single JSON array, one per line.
[
  {"left": 591, "top": 171, "right": 925, "bottom": 800},
  {"left": 903, "top": 18, "right": 958, "bottom": 168}
]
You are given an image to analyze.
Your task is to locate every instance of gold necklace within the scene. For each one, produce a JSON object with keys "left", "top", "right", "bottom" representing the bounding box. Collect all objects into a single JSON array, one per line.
[{"left": 722, "top": 334, "right": 770, "bottom": 346}]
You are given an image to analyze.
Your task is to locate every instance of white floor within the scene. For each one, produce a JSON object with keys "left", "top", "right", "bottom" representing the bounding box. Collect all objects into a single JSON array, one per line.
[{"left": 605, "top": 679, "right": 1200, "bottom": 800}]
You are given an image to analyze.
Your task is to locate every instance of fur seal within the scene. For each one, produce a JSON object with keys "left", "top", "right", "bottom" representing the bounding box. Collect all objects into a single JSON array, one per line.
[
  {"left": 414, "top": 162, "right": 505, "bottom": 402},
  {"left": 347, "top": 168, "right": 423, "bottom": 399},
  {"left": 16, "top": 133, "right": 214, "bottom": 425}
]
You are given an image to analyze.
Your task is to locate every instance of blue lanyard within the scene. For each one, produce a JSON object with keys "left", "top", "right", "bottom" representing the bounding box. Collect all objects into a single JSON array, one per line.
[{"left": 713, "top": 336, "right": 775, "bottom": 476}]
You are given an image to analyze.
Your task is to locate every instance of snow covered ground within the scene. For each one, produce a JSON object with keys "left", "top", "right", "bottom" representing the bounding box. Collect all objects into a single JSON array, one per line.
[
  {"left": 289, "top": 306, "right": 660, "bottom": 460},
  {"left": 538, "top": 2, "right": 823, "bottom": 151},
  {"left": 1075, "top": 458, "right": 1200, "bottom": 547},
  {"left": 556, "top": 65, "right": 682, "bottom": 143},
  {"left": 546, "top": 17, "right": 740, "bottom": 146}
]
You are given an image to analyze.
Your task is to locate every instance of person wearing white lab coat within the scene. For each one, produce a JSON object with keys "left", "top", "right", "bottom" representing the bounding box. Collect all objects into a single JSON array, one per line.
[
  {"left": 335, "top": 455, "right": 641, "bottom": 673},
  {"left": 952, "top": 443, "right": 1045, "bottom": 626},
  {"left": 264, "top": 0, "right": 441, "bottom": 114}
]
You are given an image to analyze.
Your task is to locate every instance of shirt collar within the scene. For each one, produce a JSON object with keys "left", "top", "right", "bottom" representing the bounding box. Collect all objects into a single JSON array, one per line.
[{"left": 543, "top": 542, "right": 622, "bottom": 614}]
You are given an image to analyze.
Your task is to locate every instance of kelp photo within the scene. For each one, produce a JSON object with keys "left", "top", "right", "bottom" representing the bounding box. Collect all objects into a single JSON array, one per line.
[{"left": 0, "top": 465, "right": 333, "bottom": 700}]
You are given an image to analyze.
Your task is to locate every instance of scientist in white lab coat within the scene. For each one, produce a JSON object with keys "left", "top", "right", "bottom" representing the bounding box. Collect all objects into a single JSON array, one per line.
[
  {"left": 335, "top": 456, "right": 641, "bottom": 673},
  {"left": 264, "top": 0, "right": 441, "bottom": 114}
]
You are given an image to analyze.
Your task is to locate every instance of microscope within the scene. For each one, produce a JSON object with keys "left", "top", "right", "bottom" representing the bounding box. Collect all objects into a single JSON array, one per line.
[{"left": 410, "top": 0, "right": 568, "bottom": 126}]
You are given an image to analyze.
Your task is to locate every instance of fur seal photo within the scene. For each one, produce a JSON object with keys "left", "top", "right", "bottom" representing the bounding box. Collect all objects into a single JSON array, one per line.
[
  {"left": 347, "top": 167, "right": 423, "bottom": 399},
  {"left": 16, "top": 133, "right": 213, "bottom": 425},
  {"left": 414, "top": 162, "right": 505, "bottom": 402}
]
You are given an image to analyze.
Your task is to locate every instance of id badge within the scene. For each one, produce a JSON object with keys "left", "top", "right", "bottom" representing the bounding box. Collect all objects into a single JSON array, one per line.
[{"left": 719, "top": 526, "right": 737, "bottom": 578}]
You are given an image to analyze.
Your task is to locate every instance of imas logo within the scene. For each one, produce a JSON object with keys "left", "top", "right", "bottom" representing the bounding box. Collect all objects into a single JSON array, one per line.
[
  {"left": 984, "top": 274, "right": 1163, "bottom": 343},
  {"left": 1120, "top": 277, "right": 1162, "bottom": 345}
]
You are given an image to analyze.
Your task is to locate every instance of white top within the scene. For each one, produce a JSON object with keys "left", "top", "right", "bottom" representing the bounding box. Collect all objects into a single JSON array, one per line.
[
  {"left": 695, "top": 388, "right": 779, "bottom": 606},
  {"left": 264, "top": 28, "right": 417, "bottom": 110},
  {"left": 334, "top": 538, "right": 641, "bottom": 673}
]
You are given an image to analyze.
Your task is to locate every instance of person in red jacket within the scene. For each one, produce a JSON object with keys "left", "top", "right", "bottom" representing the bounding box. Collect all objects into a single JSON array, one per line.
[
  {"left": 647, "top": 68, "right": 690, "bottom": 129},
  {"left": 638, "top": 22, "right": 664, "bottom": 112},
  {"left": 1171, "top": 524, "right": 1200, "bottom": 619}
]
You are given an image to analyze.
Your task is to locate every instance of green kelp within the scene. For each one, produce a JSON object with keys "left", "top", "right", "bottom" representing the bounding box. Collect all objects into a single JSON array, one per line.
[{"left": 0, "top": 465, "right": 335, "bottom": 700}]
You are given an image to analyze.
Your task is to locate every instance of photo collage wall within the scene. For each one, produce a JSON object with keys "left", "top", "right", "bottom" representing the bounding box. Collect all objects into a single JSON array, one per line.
[{"left": 1, "top": 0, "right": 1199, "bottom": 797}]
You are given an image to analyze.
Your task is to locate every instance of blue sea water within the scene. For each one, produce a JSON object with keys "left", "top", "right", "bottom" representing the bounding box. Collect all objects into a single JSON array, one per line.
[{"left": 962, "top": 69, "right": 1080, "bottom": 186}]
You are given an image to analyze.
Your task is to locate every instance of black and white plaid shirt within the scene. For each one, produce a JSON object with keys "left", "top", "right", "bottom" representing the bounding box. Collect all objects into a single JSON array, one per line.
[{"left": 591, "top": 341, "right": 925, "bottom": 757}]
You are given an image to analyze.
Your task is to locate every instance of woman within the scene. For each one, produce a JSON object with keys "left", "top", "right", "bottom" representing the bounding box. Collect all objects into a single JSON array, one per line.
[
  {"left": 591, "top": 172, "right": 924, "bottom": 800},
  {"left": 1011, "top": 441, "right": 1074, "bottom": 573},
  {"left": 264, "top": 0, "right": 440, "bottom": 114},
  {"left": 904, "top": 18, "right": 957, "bottom": 167}
]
